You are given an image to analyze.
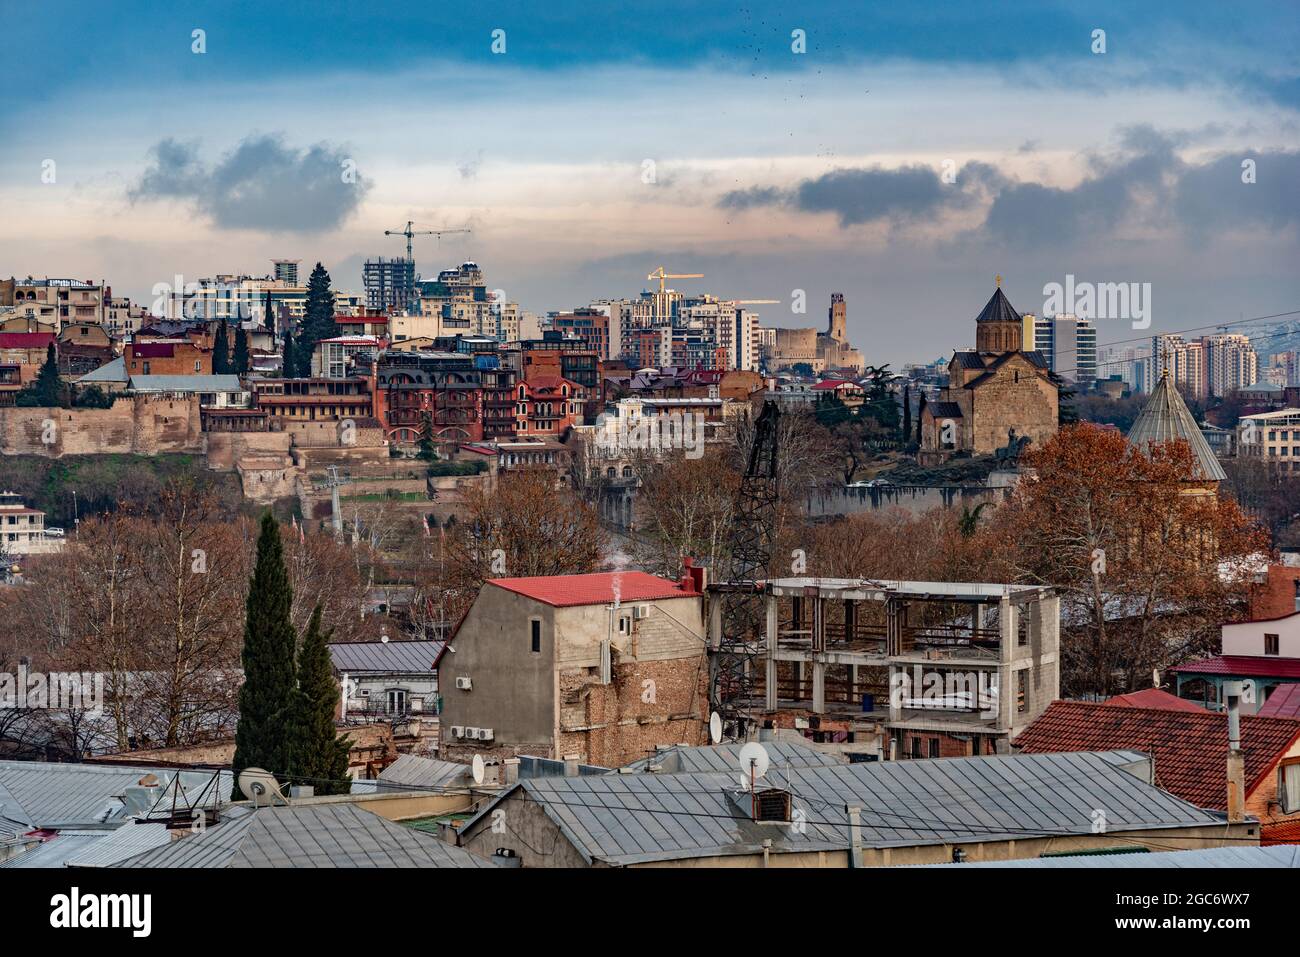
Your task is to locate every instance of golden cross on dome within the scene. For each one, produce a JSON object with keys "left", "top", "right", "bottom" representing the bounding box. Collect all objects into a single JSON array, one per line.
[{"left": 995, "top": 274, "right": 1002, "bottom": 288}]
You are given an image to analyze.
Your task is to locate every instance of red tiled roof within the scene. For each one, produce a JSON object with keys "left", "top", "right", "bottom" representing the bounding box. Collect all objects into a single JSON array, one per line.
[
  {"left": 1171, "top": 655, "right": 1300, "bottom": 679},
  {"left": 1014, "top": 700, "right": 1300, "bottom": 810},
  {"left": 487, "top": 572, "right": 698, "bottom": 608},
  {"left": 1105, "top": 688, "right": 1206, "bottom": 712},
  {"left": 1258, "top": 682, "right": 1300, "bottom": 719},
  {"left": 0, "top": 333, "right": 56, "bottom": 349},
  {"left": 812, "top": 379, "right": 859, "bottom": 391},
  {"left": 1261, "top": 819, "right": 1300, "bottom": 845}
]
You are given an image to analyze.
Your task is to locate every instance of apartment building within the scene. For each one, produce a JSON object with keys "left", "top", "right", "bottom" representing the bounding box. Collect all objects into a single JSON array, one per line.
[
  {"left": 1239, "top": 408, "right": 1300, "bottom": 473},
  {"left": 1033, "top": 313, "right": 1097, "bottom": 388},
  {"left": 12, "top": 278, "right": 108, "bottom": 329},
  {"left": 0, "top": 492, "right": 61, "bottom": 555}
]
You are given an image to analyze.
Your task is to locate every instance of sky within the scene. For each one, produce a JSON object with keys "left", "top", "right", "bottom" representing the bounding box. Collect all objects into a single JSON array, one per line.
[{"left": 2, "top": 1, "right": 1299, "bottom": 366}]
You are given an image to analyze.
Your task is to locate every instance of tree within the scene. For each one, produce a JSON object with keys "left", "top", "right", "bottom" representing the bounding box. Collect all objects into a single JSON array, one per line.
[
  {"left": 443, "top": 469, "right": 605, "bottom": 619},
  {"left": 985, "top": 423, "right": 1268, "bottom": 696},
  {"left": 232, "top": 513, "right": 298, "bottom": 793},
  {"left": 299, "top": 263, "right": 338, "bottom": 366},
  {"left": 417, "top": 410, "right": 435, "bottom": 460},
  {"left": 263, "top": 290, "right": 276, "bottom": 340},
  {"left": 233, "top": 325, "right": 250, "bottom": 376},
  {"left": 902, "top": 383, "right": 912, "bottom": 443},
  {"left": 286, "top": 606, "right": 351, "bottom": 795},
  {"left": 33, "top": 343, "right": 63, "bottom": 407},
  {"left": 213, "top": 321, "right": 230, "bottom": 375},
  {"left": 281, "top": 324, "right": 298, "bottom": 379},
  {"left": 73, "top": 384, "right": 114, "bottom": 408}
]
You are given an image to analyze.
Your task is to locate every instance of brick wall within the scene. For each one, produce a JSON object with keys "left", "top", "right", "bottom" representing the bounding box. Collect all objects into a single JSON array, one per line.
[{"left": 0, "top": 395, "right": 202, "bottom": 456}]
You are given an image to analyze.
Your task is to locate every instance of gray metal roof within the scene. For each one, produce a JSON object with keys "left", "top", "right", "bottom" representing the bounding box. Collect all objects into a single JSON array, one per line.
[
  {"left": 64, "top": 822, "right": 172, "bottom": 868},
  {"left": 614, "top": 740, "right": 841, "bottom": 775},
  {"left": 0, "top": 831, "right": 104, "bottom": 869},
  {"left": 1126, "top": 372, "right": 1228, "bottom": 481},
  {"left": 464, "top": 750, "right": 1227, "bottom": 866},
  {"left": 931, "top": 844, "right": 1300, "bottom": 868},
  {"left": 0, "top": 761, "right": 231, "bottom": 830},
  {"left": 376, "top": 754, "right": 471, "bottom": 790},
  {"left": 328, "top": 639, "right": 443, "bottom": 674},
  {"left": 127, "top": 374, "right": 244, "bottom": 393},
  {"left": 77, "top": 355, "right": 127, "bottom": 383},
  {"left": 114, "top": 802, "right": 496, "bottom": 868}
]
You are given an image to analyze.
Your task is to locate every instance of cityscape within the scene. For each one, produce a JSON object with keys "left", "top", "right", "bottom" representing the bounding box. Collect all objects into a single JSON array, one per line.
[{"left": 1, "top": 0, "right": 1299, "bottom": 933}]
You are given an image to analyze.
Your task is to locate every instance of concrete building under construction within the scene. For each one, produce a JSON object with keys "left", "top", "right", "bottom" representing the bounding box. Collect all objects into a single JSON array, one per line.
[{"left": 710, "top": 577, "right": 1060, "bottom": 759}]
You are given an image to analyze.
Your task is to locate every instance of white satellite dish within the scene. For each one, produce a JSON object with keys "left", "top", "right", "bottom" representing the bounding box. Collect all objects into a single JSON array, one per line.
[
  {"left": 709, "top": 712, "right": 723, "bottom": 745},
  {"left": 471, "top": 754, "right": 485, "bottom": 785},
  {"left": 737, "top": 742, "right": 770, "bottom": 783},
  {"left": 237, "top": 767, "right": 287, "bottom": 807}
]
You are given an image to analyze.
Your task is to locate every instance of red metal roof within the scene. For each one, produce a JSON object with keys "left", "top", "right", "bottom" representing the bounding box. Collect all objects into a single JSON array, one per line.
[
  {"left": 1258, "top": 682, "right": 1300, "bottom": 719},
  {"left": 1014, "top": 700, "right": 1300, "bottom": 810},
  {"left": 486, "top": 572, "right": 698, "bottom": 608},
  {"left": 1171, "top": 655, "right": 1300, "bottom": 679},
  {"left": 1104, "top": 688, "right": 1206, "bottom": 712},
  {"left": 0, "top": 333, "right": 56, "bottom": 349},
  {"left": 130, "top": 342, "right": 178, "bottom": 358}
]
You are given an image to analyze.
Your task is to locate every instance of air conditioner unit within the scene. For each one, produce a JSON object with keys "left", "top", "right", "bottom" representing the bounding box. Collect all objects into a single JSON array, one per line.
[
  {"left": 479, "top": 728, "right": 494, "bottom": 741},
  {"left": 449, "top": 725, "right": 465, "bottom": 738},
  {"left": 633, "top": 604, "right": 650, "bottom": 620},
  {"left": 455, "top": 676, "right": 473, "bottom": 690},
  {"left": 465, "top": 727, "right": 480, "bottom": 740}
]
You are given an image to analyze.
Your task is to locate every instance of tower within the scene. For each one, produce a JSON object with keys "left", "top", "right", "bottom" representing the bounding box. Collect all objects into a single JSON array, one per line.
[
  {"left": 827, "top": 292, "right": 847, "bottom": 343},
  {"left": 974, "top": 277, "right": 1023, "bottom": 354}
]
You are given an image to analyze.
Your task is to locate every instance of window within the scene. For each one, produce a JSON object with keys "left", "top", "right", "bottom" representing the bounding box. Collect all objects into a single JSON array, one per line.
[
  {"left": 386, "top": 689, "right": 407, "bottom": 714},
  {"left": 928, "top": 738, "right": 940, "bottom": 758},
  {"left": 910, "top": 737, "right": 922, "bottom": 759},
  {"left": 1017, "top": 670, "right": 1027, "bottom": 712},
  {"left": 1265, "top": 633, "right": 1280, "bottom": 656},
  {"left": 1280, "top": 759, "right": 1300, "bottom": 814},
  {"left": 530, "top": 619, "right": 541, "bottom": 653},
  {"left": 617, "top": 614, "right": 631, "bottom": 635}
]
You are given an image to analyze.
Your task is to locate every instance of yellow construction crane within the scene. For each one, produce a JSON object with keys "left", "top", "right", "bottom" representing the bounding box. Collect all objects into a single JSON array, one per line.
[
  {"left": 647, "top": 266, "right": 703, "bottom": 294},
  {"left": 384, "top": 222, "right": 472, "bottom": 262}
]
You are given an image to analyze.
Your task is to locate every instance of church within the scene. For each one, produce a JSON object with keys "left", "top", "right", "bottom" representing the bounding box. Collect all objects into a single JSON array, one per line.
[{"left": 919, "top": 281, "right": 1059, "bottom": 462}]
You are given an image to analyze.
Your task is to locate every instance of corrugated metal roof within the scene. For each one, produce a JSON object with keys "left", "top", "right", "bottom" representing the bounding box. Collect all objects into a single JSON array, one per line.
[
  {"left": 487, "top": 571, "right": 698, "bottom": 608},
  {"left": 114, "top": 802, "right": 496, "bottom": 868},
  {"left": 128, "top": 374, "right": 244, "bottom": 393},
  {"left": 615, "top": 740, "right": 840, "bottom": 775},
  {"left": 65, "top": 822, "right": 171, "bottom": 868},
  {"left": 930, "top": 845, "right": 1300, "bottom": 868},
  {"left": 0, "top": 831, "right": 104, "bottom": 869},
  {"left": 327, "top": 640, "right": 442, "bottom": 674},
  {"left": 77, "top": 356, "right": 127, "bottom": 382},
  {"left": 464, "top": 750, "right": 1226, "bottom": 866},
  {"left": 376, "top": 754, "right": 471, "bottom": 790},
  {"left": 1126, "top": 373, "right": 1228, "bottom": 481},
  {"left": 0, "top": 761, "right": 230, "bottom": 829}
]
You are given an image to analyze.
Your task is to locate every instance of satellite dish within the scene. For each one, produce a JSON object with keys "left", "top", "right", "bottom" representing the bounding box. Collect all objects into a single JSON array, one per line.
[
  {"left": 380, "top": 632, "right": 389, "bottom": 644},
  {"left": 737, "top": 742, "right": 770, "bottom": 783},
  {"left": 471, "top": 754, "right": 485, "bottom": 785},
  {"left": 237, "top": 767, "right": 287, "bottom": 807},
  {"left": 709, "top": 712, "right": 723, "bottom": 745}
]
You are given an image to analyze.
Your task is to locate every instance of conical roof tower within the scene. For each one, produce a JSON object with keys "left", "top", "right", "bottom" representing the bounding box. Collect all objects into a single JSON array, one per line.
[{"left": 1126, "top": 371, "right": 1227, "bottom": 482}]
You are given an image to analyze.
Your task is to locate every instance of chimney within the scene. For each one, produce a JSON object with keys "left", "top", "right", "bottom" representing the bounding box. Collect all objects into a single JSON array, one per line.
[
  {"left": 563, "top": 753, "right": 580, "bottom": 777},
  {"left": 503, "top": 757, "right": 520, "bottom": 785},
  {"left": 680, "top": 556, "right": 707, "bottom": 593},
  {"left": 846, "top": 805, "right": 863, "bottom": 868},
  {"left": 1224, "top": 680, "right": 1247, "bottom": 823}
]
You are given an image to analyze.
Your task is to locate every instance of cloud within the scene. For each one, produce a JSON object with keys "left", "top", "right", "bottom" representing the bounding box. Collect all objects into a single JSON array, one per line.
[{"left": 130, "top": 134, "right": 369, "bottom": 232}]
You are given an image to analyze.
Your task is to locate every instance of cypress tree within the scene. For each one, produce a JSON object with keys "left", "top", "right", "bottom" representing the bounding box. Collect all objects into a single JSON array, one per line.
[
  {"left": 299, "top": 263, "right": 337, "bottom": 364},
  {"left": 213, "top": 320, "right": 230, "bottom": 375},
  {"left": 902, "top": 383, "right": 912, "bottom": 442},
  {"left": 286, "top": 606, "right": 352, "bottom": 795},
  {"left": 281, "top": 324, "right": 298, "bottom": 379},
  {"left": 916, "top": 393, "right": 926, "bottom": 444},
  {"left": 34, "top": 343, "right": 63, "bottom": 407},
  {"left": 232, "top": 513, "right": 298, "bottom": 795},
  {"left": 233, "top": 325, "right": 250, "bottom": 375},
  {"left": 263, "top": 290, "right": 276, "bottom": 339}
]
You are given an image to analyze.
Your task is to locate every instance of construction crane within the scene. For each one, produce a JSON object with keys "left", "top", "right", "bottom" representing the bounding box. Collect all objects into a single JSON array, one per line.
[
  {"left": 710, "top": 399, "right": 782, "bottom": 742},
  {"left": 723, "top": 299, "right": 779, "bottom": 306},
  {"left": 646, "top": 266, "right": 703, "bottom": 294},
  {"left": 384, "top": 222, "right": 472, "bottom": 262}
]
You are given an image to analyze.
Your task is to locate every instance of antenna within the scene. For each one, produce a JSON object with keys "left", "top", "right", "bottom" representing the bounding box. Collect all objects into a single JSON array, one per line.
[
  {"left": 471, "top": 754, "right": 486, "bottom": 786},
  {"left": 737, "top": 742, "right": 770, "bottom": 790},
  {"left": 237, "top": 768, "right": 288, "bottom": 808}
]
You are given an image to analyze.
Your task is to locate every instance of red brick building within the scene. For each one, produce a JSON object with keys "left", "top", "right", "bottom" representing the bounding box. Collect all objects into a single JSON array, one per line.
[
  {"left": 514, "top": 375, "right": 585, "bottom": 437},
  {"left": 126, "top": 339, "right": 212, "bottom": 377}
]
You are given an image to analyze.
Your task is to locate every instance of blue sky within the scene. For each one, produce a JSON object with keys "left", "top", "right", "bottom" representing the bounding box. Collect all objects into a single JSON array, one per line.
[{"left": 3, "top": 1, "right": 1299, "bottom": 364}]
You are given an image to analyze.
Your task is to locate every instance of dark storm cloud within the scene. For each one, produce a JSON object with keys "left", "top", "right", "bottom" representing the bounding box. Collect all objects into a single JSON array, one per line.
[
  {"left": 728, "top": 126, "right": 1299, "bottom": 248},
  {"left": 130, "top": 134, "right": 369, "bottom": 232},
  {"left": 720, "top": 161, "right": 1002, "bottom": 226}
]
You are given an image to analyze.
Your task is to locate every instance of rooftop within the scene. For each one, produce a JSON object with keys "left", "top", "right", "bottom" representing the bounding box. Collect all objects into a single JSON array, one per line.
[
  {"left": 1126, "top": 372, "right": 1228, "bottom": 482},
  {"left": 327, "top": 639, "right": 443, "bottom": 675},
  {"left": 1104, "top": 688, "right": 1206, "bottom": 712},
  {"left": 1171, "top": 655, "right": 1300, "bottom": 679},
  {"left": 486, "top": 571, "right": 699, "bottom": 608},
  {"left": 1013, "top": 700, "right": 1300, "bottom": 809}
]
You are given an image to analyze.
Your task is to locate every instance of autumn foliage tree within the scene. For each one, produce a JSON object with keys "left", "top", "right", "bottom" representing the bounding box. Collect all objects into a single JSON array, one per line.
[{"left": 984, "top": 423, "right": 1268, "bottom": 696}]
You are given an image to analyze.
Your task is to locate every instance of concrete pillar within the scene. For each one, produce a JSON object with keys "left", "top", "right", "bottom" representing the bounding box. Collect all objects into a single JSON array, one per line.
[
  {"left": 812, "top": 659, "right": 826, "bottom": 714},
  {"left": 765, "top": 595, "right": 779, "bottom": 711}
]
